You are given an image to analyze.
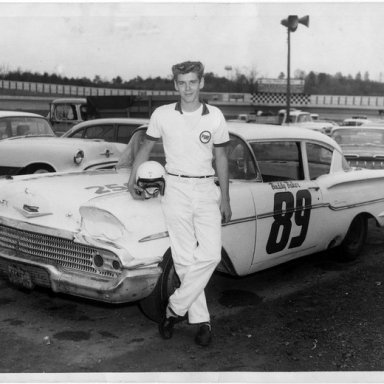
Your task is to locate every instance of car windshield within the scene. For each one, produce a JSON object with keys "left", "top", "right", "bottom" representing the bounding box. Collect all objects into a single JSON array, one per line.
[
  {"left": 0, "top": 117, "right": 55, "bottom": 140},
  {"left": 297, "top": 113, "right": 312, "bottom": 123},
  {"left": 331, "top": 129, "right": 384, "bottom": 147}
]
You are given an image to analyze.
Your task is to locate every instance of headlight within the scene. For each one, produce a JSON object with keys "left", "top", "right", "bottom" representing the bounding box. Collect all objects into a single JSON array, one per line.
[
  {"left": 74, "top": 150, "right": 84, "bottom": 165},
  {"left": 92, "top": 250, "right": 122, "bottom": 273}
]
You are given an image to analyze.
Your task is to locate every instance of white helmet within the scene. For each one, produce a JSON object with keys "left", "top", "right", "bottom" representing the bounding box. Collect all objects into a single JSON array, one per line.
[{"left": 136, "top": 161, "right": 166, "bottom": 199}]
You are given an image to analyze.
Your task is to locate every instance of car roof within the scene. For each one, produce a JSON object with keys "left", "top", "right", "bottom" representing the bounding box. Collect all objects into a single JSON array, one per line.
[
  {"left": 333, "top": 125, "right": 384, "bottom": 131},
  {"left": 343, "top": 118, "right": 370, "bottom": 122},
  {"left": 51, "top": 98, "right": 87, "bottom": 104},
  {"left": 0, "top": 111, "right": 45, "bottom": 118},
  {"left": 70, "top": 117, "right": 150, "bottom": 130},
  {"left": 227, "top": 122, "right": 338, "bottom": 147}
]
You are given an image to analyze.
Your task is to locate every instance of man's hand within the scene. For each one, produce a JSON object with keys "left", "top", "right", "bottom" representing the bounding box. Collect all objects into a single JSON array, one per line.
[
  {"left": 128, "top": 183, "right": 146, "bottom": 200},
  {"left": 220, "top": 199, "right": 232, "bottom": 224}
]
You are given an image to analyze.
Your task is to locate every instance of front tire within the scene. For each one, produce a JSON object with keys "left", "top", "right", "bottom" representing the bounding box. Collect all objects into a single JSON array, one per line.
[
  {"left": 139, "top": 250, "right": 180, "bottom": 323},
  {"left": 337, "top": 215, "right": 368, "bottom": 262}
]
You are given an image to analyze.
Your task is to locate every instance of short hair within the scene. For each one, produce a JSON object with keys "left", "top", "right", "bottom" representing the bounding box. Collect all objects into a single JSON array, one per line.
[{"left": 172, "top": 61, "right": 205, "bottom": 80}]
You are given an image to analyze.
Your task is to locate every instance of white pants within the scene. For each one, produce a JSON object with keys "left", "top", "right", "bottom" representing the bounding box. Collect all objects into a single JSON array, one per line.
[{"left": 161, "top": 174, "right": 222, "bottom": 324}]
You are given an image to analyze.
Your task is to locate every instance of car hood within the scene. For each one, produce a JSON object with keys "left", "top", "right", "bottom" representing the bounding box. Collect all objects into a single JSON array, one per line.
[
  {"left": 0, "top": 169, "right": 126, "bottom": 232},
  {"left": 0, "top": 168, "right": 168, "bottom": 267}
]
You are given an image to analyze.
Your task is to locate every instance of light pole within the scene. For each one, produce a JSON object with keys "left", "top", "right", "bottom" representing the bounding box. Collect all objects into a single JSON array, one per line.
[
  {"left": 224, "top": 65, "right": 233, "bottom": 80},
  {"left": 281, "top": 15, "right": 309, "bottom": 124}
]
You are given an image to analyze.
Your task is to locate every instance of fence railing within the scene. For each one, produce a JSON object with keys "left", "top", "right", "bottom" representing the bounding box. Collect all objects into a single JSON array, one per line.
[{"left": 1, "top": 79, "right": 384, "bottom": 109}]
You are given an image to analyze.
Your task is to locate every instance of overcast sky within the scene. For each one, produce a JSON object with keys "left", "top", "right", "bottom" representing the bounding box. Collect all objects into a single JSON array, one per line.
[{"left": 0, "top": 1, "right": 382, "bottom": 82}]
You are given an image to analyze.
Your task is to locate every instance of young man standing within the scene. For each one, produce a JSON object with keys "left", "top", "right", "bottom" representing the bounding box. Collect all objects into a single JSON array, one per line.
[{"left": 127, "top": 61, "right": 231, "bottom": 347}]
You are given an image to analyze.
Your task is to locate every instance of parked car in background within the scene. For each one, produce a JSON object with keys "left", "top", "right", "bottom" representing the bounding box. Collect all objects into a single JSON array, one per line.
[
  {"left": 47, "top": 98, "right": 87, "bottom": 135},
  {"left": 62, "top": 118, "right": 149, "bottom": 144},
  {"left": 47, "top": 97, "right": 149, "bottom": 135},
  {"left": 1, "top": 123, "right": 384, "bottom": 322},
  {"left": 330, "top": 125, "right": 384, "bottom": 169},
  {"left": 0, "top": 111, "right": 127, "bottom": 176},
  {"left": 342, "top": 117, "right": 373, "bottom": 126}
]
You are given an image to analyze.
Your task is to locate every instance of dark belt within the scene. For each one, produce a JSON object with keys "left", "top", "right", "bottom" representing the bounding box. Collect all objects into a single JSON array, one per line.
[{"left": 167, "top": 172, "right": 214, "bottom": 179}]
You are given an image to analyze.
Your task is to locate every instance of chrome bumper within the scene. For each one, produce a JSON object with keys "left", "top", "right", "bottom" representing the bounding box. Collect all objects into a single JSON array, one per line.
[{"left": 0, "top": 247, "right": 162, "bottom": 304}]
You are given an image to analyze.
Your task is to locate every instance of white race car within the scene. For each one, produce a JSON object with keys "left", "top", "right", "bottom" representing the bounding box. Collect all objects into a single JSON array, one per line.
[
  {"left": 0, "top": 123, "right": 384, "bottom": 322},
  {"left": 0, "top": 111, "right": 131, "bottom": 175}
]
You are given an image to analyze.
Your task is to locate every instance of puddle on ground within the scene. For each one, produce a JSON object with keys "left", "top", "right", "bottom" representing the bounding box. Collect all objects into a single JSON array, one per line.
[
  {"left": 0, "top": 298, "right": 13, "bottom": 306},
  {"left": 98, "top": 331, "right": 118, "bottom": 339},
  {"left": 130, "top": 338, "right": 144, "bottom": 343},
  {"left": 46, "top": 303, "right": 77, "bottom": 312},
  {"left": 2, "top": 318, "right": 24, "bottom": 326},
  {"left": 53, "top": 330, "right": 91, "bottom": 341},
  {"left": 218, "top": 289, "right": 263, "bottom": 308}
]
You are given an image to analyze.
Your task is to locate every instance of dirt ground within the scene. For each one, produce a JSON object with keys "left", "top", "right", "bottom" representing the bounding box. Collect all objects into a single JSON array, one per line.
[{"left": 1, "top": 221, "right": 384, "bottom": 383}]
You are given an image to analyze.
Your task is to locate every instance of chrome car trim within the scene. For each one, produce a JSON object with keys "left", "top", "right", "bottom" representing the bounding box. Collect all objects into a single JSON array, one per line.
[{"left": 0, "top": 224, "right": 120, "bottom": 278}]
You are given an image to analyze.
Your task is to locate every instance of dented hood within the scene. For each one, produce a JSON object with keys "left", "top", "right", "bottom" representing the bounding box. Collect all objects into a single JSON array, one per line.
[{"left": 0, "top": 169, "right": 131, "bottom": 232}]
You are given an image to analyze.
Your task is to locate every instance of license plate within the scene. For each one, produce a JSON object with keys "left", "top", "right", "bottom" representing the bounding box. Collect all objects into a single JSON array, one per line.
[{"left": 8, "top": 265, "right": 34, "bottom": 290}]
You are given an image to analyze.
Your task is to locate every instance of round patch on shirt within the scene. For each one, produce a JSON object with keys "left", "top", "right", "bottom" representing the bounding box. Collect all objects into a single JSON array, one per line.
[{"left": 199, "top": 131, "right": 211, "bottom": 144}]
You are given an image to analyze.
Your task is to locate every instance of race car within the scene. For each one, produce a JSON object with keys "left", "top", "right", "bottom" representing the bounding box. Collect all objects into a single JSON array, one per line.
[
  {"left": 0, "top": 111, "right": 132, "bottom": 175},
  {"left": 0, "top": 123, "right": 384, "bottom": 322},
  {"left": 331, "top": 124, "right": 384, "bottom": 169}
]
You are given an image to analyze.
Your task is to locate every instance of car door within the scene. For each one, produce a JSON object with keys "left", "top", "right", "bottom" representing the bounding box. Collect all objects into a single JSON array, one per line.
[
  {"left": 248, "top": 139, "right": 331, "bottom": 273},
  {"left": 219, "top": 134, "right": 258, "bottom": 276}
]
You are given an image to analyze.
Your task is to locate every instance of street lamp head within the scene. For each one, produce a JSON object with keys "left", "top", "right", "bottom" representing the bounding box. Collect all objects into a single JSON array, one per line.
[{"left": 281, "top": 15, "right": 309, "bottom": 31}]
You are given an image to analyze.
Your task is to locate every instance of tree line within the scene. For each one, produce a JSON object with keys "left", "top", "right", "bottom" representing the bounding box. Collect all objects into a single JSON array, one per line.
[{"left": 1, "top": 66, "right": 384, "bottom": 96}]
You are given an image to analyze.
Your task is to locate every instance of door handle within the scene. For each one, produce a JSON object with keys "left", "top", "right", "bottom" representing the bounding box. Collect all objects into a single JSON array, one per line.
[{"left": 308, "top": 186, "right": 320, "bottom": 191}]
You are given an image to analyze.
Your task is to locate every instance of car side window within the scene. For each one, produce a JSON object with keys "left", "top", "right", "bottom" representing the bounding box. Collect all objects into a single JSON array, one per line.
[
  {"left": 69, "top": 129, "right": 84, "bottom": 138},
  {"left": 226, "top": 135, "right": 258, "bottom": 180},
  {"left": 306, "top": 143, "right": 333, "bottom": 180},
  {"left": 84, "top": 125, "right": 115, "bottom": 141},
  {"left": 55, "top": 104, "right": 77, "bottom": 121},
  {"left": 251, "top": 141, "right": 304, "bottom": 182},
  {"left": 0, "top": 121, "right": 9, "bottom": 139},
  {"left": 117, "top": 124, "right": 137, "bottom": 144}
]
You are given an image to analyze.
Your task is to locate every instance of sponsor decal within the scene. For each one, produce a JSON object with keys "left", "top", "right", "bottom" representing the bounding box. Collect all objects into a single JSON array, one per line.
[
  {"left": 199, "top": 131, "right": 211, "bottom": 144},
  {"left": 269, "top": 181, "right": 301, "bottom": 190}
]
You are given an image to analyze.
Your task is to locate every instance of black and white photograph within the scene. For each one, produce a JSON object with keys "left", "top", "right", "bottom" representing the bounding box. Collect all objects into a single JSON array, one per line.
[{"left": 1, "top": 1, "right": 384, "bottom": 383}]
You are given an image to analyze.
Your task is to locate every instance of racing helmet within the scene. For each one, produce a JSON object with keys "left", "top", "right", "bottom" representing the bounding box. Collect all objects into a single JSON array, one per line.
[{"left": 136, "top": 161, "right": 166, "bottom": 199}]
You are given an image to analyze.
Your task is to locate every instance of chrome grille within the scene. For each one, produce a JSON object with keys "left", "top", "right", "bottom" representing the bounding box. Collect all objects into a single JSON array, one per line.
[{"left": 0, "top": 224, "right": 119, "bottom": 278}]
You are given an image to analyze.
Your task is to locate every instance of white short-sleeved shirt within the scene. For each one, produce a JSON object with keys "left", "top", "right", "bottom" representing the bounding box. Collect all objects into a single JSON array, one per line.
[{"left": 146, "top": 102, "right": 229, "bottom": 176}]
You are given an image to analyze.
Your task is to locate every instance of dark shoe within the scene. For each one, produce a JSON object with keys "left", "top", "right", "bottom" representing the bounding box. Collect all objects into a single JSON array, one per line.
[
  {"left": 195, "top": 322, "right": 212, "bottom": 347},
  {"left": 158, "top": 306, "right": 186, "bottom": 339},
  {"left": 158, "top": 315, "right": 178, "bottom": 339}
]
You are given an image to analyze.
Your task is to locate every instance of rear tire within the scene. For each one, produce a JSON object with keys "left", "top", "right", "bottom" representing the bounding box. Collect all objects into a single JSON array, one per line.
[
  {"left": 139, "top": 250, "right": 180, "bottom": 323},
  {"left": 336, "top": 215, "right": 367, "bottom": 262}
]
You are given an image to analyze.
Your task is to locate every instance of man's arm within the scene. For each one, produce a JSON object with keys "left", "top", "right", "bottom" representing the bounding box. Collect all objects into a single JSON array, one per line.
[
  {"left": 214, "top": 145, "right": 232, "bottom": 223},
  {"left": 127, "top": 139, "right": 156, "bottom": 200}
]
